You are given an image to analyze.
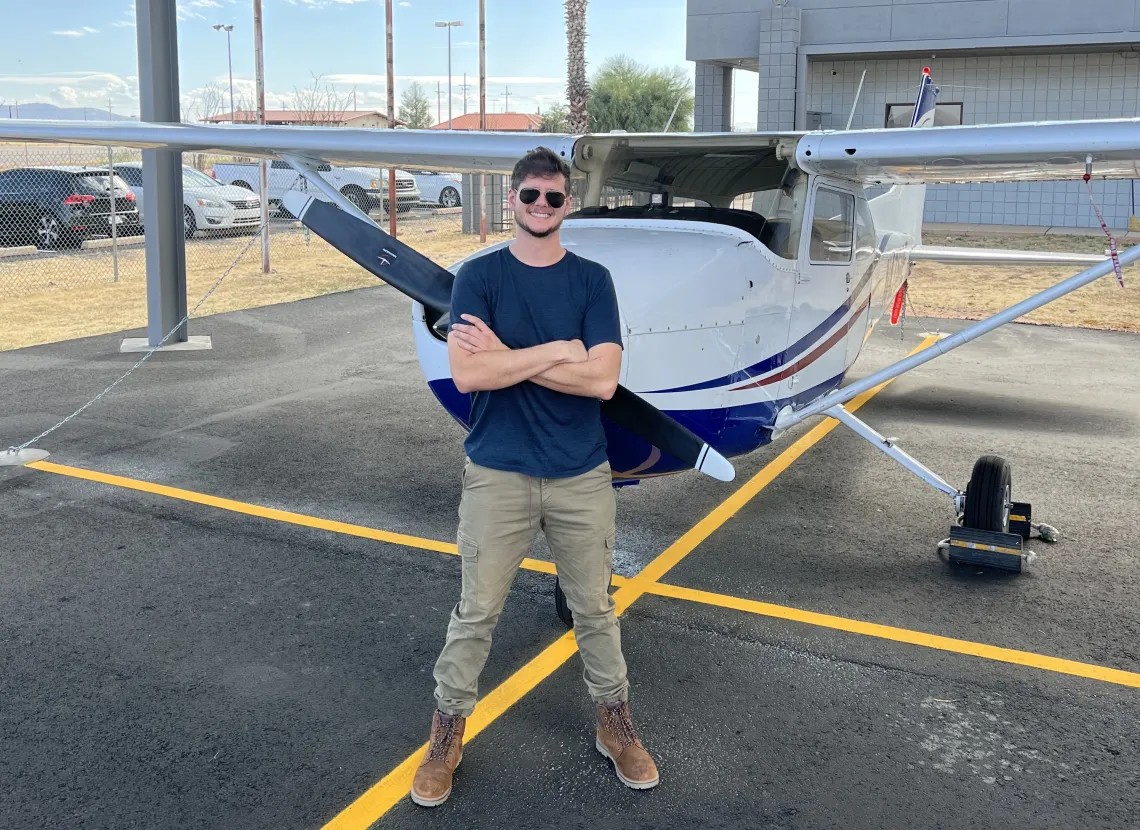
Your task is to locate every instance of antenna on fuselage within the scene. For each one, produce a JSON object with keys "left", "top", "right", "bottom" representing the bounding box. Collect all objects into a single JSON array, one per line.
[{"left": 844, "top": 69, "right": 867, "bottom": 131}]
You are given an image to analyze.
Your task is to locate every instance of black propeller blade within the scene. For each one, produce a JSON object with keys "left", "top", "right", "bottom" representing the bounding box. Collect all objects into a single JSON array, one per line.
[{"left": 281, "top": 191, "right": 735, "bottom": 482}]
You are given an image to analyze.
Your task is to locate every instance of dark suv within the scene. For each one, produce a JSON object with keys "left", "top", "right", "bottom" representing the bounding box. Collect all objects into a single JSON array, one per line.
[{"left": 0, "top": 166, "right": 139, "bottom": 250}]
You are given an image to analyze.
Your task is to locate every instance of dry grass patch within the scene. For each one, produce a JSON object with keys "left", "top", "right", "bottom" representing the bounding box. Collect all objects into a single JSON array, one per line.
[
  {"left": 0, "top": 227, "right": 511, "bottom": 351},
  {"left": 910, "top": 232, "right": 1140, "bottom": 333}
]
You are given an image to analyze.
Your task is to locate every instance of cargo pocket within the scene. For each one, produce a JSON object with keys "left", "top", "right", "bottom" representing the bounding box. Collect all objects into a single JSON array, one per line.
[
  {"left": 457, "top": 530, "right": 482, "bottom": 611},
  {"left": 603, "top": 527, "right": 615, "bottom": 594}
]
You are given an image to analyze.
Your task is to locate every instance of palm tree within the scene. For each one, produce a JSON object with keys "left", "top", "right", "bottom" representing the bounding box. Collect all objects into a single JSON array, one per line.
[{"left": 565, "top": 0, "right": 589, "bottom": 133}]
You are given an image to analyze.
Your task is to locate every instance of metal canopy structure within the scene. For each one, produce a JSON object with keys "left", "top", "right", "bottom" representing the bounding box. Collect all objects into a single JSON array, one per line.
[{"left": 136, "top": 0, "right": 188, "bottom": 347}]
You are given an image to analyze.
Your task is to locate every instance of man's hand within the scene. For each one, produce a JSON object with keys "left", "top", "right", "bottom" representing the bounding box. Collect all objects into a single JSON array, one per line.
[
  {"left": 451, "top": 314, "right": 507, "bottom": 354},
  {"left": 453, "top": 315, "right": 588, "bottom": 365},
  {"left": 564, "top": 339, "right": 589, "bottom": 364}
]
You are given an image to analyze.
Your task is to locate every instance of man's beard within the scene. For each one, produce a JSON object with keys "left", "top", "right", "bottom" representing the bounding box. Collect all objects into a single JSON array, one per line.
[{"left": 516, "top": 209, "right": 563, "bottom": 239}]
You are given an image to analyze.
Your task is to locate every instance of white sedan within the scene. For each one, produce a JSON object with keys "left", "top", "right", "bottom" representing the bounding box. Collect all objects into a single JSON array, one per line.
[
  {"left": 113, "top": 163, "right": 263, "bottom": 237},
  {"left": 411, "top": 171, "right": 463, "bottom": 208}
]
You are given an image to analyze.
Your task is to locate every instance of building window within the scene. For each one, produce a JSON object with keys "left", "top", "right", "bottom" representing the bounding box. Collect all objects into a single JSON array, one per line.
[{"left": 884, "top": 102, "right": 963, "bottom": 129}]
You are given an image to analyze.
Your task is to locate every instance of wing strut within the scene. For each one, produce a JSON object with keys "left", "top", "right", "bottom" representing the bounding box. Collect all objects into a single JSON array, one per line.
[
  {"left": 775, "top": 242, "right": 1140, "bottom": 430},
  {"left": 280, "top": 153, "right": 378, "bottom": 228}
]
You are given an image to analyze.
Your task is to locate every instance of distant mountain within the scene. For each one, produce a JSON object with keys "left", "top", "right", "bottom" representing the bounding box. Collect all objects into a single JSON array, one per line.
[{"left": 0, "top": 103, "right": 135, "bottom": 121}]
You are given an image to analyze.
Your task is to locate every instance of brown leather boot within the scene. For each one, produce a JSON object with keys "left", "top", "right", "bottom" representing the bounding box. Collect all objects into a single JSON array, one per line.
[
  {"left": 410, "top": 710, "right": 466, "bottom": 807},
  {"left": 595, "top": 700, "right": 659, "bottom": 790}
]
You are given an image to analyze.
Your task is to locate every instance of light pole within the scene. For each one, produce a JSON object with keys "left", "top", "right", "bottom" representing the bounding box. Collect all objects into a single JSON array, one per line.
[
  {"left": 434, "top": 20, "right": 463, "bottom": 129},
  {"left": 212, "top": 23, "right": 235, "bottom": 122}
]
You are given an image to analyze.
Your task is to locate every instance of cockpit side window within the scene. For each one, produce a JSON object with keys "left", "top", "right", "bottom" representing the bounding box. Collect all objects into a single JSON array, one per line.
[{"left": 809, "top": 187, "right": 855, "bottom": 264}]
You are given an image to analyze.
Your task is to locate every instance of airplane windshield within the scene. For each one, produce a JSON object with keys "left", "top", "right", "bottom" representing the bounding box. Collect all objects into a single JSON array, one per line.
[{"left": 736, "top": 169, "right": 807, "bottom": 260}]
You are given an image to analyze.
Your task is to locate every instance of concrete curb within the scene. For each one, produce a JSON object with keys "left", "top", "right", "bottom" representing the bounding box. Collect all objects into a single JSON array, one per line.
[
  {"left": 0, "top": 245, "right": 38, "bottom": 258},
  {"left": 81, "top": 236, "right": 146, "bottom": 250}
]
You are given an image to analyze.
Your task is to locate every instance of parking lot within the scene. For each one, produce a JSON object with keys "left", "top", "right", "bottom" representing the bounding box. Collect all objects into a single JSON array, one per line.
[{"left": 1, "top": 282, "right": 1137, "bottom": 829}]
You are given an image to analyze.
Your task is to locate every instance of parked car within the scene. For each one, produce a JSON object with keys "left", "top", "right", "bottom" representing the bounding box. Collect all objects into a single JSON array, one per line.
[
  {"left": 210, "top": 159, "right": 420, "bottom": 214},
  {"left": 112, "top": 162, "right": 263, "bottom": 238},
  {"left": 412, "top": 171, "right": 463, "bottom": 208},
  {"left": 0, "top": 166, "right": 138, "bottom": 249}
]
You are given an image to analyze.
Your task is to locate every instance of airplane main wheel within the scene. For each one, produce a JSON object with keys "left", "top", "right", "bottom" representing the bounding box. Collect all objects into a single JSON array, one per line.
[
  {"left": 555, "top": 578, "right": 573, "bottom": 628},
  {"left": 963, "top": 455, "right": 1012, "bottom": 533}
]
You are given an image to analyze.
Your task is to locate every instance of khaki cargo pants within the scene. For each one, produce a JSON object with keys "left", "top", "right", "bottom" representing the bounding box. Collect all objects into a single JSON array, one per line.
[{"left": 432, "top": 458, "right": 627, "bottom": 717}]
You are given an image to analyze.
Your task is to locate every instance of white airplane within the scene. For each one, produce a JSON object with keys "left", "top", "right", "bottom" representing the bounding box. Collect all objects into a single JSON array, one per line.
[{"left": 4, "top": 69, "right": 1139, "bottom": 588}]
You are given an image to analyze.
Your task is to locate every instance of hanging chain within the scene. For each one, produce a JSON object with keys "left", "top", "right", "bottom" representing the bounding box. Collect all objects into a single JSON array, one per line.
[{"left": 7, "top": 226, "right": 266, "bottom": 456}]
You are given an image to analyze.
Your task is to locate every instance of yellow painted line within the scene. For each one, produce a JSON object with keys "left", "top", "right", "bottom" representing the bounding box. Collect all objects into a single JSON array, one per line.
[
  {"left": 321, "top": 335, "right": 941, "bottom": 829},
  {"left": 645, "top": 582, "right": 1140, "bottom": 689},
  {"left": 26, "top": 461, "right": 621, "bottom": 585},
  {"left": 28, "top": 459, "right": 457, "bottom": 555}
]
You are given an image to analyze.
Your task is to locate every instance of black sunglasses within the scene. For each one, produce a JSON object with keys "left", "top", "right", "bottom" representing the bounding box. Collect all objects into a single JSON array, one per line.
[{"left": 517, "top": 188, "right": 567, "bottom": 209}]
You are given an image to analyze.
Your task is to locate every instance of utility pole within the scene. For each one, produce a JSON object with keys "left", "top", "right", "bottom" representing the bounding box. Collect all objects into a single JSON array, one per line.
[
  {"left": 386, "top": 0, "right": 396, "bottom": 236},
  {"left": 479, "top": 0, "right": 486, "bottom": 242},
  {"left": 502, "top": 86, "right": 511, "bottom": 112},
  {"left": 212, "top": 23, "right": 235, "bottom": 121},
  {"left": 460, "top": 73, "right": 470, "bottom": 115},
  {"left": 436, "top": 81, "right": 442, "bottom": 125},
  {"left": 254, "top": 0, "right": 270, "bottom": 273}
]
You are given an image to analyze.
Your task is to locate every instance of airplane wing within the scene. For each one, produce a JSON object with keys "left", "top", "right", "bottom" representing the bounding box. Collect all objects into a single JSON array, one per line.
[
  {"left": 0, "top": 120, "right": 575, "bottom": 175},
  {"left": 908, "top": 246, "right": 1107, "bottom": 266},
  {"left": 796, "top": 118, "right": 1140, "bottom": 184}
]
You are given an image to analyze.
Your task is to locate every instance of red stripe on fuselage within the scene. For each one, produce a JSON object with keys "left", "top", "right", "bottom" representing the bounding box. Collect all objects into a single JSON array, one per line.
[{"left": 731, "top": 295, "right": 872, "bottom": 391}]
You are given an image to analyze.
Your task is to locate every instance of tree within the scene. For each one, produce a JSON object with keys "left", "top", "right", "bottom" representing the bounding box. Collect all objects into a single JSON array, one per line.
[
  {"left": 540, "top": 102, "right": 569, "bottom": 133},
  {"left": 565, "top": 0, "right": 589, "bottom": 133},
  {"left": 400, "top": 82, "right": 433, "bottom": 129},
  {"left": 587, "top": 56, "right": 693, "bottom": 133},
  {"left": 197, "top": 83, "right": 226, "bottom": 122},
  {"left": 289, "top": 73, "right": 355, "bottom": 126}
]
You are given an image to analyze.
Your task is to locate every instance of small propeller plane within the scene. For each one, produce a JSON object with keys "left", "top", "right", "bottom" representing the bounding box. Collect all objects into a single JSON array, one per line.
[{"left": 4, "top": 69, "right": 1139, "bottom": 595}]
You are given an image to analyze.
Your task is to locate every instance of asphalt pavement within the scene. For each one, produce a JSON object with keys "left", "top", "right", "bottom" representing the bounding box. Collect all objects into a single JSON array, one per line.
[{"left": 1, "top": 285, "right": 1137, "bottom": 829}]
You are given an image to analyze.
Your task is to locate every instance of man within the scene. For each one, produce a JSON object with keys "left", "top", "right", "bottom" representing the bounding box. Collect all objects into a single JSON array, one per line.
[{"left": 409, "top": 147, "right": 659, "bottom": 807}]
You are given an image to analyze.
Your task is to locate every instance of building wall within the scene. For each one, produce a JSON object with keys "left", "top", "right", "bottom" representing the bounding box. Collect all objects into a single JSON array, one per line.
[
  {"left": 688, "top": 0, "right": 1140, "bottom": 228},
  {"left": 807, "top": 53, "right": 1140, "bottom": 227}
]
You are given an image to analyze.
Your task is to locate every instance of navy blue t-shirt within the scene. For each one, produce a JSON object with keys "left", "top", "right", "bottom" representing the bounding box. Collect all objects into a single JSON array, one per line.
[{"left": 449, "top": 247, "right": 622, "bottom": 478}]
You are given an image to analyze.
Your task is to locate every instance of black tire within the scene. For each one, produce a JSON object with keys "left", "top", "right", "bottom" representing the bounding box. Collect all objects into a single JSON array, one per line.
[
  {"left": 439, "top": 186, "right": 461, "bottom": 208},
  {"left": 554, "top": 578, "right": 574, "bottom": 628},
  {"left": 233, "top": 180, "right": 253, "bottom": 191},
  {"left": 963, "top": 455, "right": 1012, "bottom": 533},
  {"left": 183, "top": 205, "right": 197, "bottom": 239},
  {"left": 343, "top": 187, "right": 369, "bottom": 213},
  {"left": 35, "top": 213, "right": 62, "bottom": 250}
]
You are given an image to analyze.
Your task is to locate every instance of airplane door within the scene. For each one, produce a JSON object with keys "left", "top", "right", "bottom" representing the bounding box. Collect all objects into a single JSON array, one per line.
[
  {"left": 789, "top": 182, "right": 857, "bottom": 397},
  {"left": 845, "top": 196, "right": 879, "bottom": 368}
]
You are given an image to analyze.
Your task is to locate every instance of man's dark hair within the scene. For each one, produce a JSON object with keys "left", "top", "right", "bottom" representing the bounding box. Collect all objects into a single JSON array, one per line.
[{"left": 511, "top": 147, "right": 571, "bottom": 193}]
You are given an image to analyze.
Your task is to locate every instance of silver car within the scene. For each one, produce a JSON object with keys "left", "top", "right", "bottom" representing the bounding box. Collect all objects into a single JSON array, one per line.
[
  {"left": 412, "top": 171, "right": 463, "bottom": 208},
  {"left": 114, "top": 163, "right": 263, "bottom": 237}
]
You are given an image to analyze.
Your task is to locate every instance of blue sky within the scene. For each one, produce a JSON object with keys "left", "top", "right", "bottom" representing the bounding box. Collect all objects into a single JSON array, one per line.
[{"left": 0, "top": 0, "right": 758, "bottom": 126}]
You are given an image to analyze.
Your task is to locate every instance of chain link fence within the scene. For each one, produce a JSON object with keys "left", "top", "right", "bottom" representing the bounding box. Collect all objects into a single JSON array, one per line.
[{"left": 0, "top": 142, "right": 514, "bottom": 351}]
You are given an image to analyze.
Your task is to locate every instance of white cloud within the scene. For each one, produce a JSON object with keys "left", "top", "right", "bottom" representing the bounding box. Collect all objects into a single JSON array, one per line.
[
  {"left": 112, "top": 20, "right": 135, "bottom": 27},
  {"left": 193, "top": 0, "right": 224, "bottom": 7},
  {"left": 398, "top": 1, "right": 411, "bottom": 5},
  {"left": 82, "top": 26, "right": 99, "bottom": 33},
  {"left": 52, "top": 86, "right": 81, "bottom": 106},
  {"left": 53, "top": 30, "right": 88, "bottom": 37}
]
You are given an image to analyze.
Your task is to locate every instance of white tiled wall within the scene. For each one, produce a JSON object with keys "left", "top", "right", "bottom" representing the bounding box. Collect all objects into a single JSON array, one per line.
[{"left": 805, "top": 53, "right": 1140, "bottom": 228}]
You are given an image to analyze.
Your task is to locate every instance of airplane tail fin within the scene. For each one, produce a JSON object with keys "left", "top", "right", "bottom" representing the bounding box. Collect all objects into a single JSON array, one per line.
[{"left": 868, "top": 67, "right": 939, "bottom": 244}]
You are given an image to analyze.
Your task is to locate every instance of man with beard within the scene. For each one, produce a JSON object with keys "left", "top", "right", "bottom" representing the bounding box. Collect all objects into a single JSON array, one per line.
[{"left": 409, "top": 147, "right": 659, "bottom": 807}]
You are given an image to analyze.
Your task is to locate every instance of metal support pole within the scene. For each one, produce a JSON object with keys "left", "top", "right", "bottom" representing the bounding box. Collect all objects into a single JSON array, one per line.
[
  {"left": 254, "top": 0, "right": 269, "bottom": 273},
  {"left": 776, "top": 242, "right": 1140, "bottom": 429},
  {"left": 447, "top": 25, "right": 453, "bottom": 129},
  {"left": 137, "top": 0, "right": 188, "bottom": 346},
  {"left": 478, "top": 0, "right": 487, "bottom": 243},
  {"left": 386, "top": 0, "right": 397, "bottom": 238},
  {"left": 107, "top": 146, "right": 119, "bottom": 284},
  {"left": 227, "top": 28, "right": 235, "bottom": 123}
]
